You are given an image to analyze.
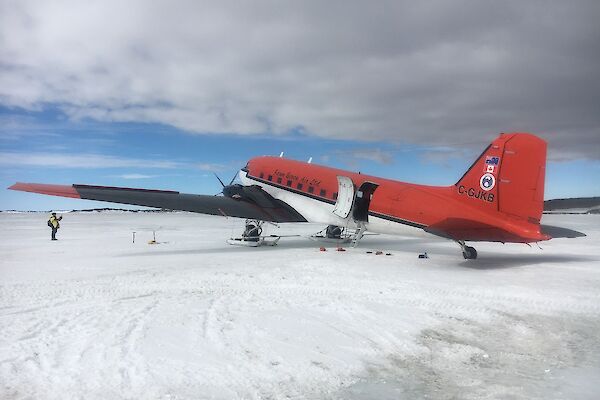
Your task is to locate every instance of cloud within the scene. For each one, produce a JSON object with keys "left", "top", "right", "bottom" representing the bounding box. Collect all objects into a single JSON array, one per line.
[
  {"left": 195, "top": 163, "right": 227, "bottom": 172},
  {"left": 0, "top": 114, "right": 63, "bottom": 140},
  {"left": 333, "top": 148, "right": 395, "bottom": 167},
  {"left": 1, "top": 1, "right": 599, "bottom": 159},
  {"left": 418, "top": 144, "right": 470, "bottom": 161},
  {"left": 0, "top": 151, "right": 185, "bottom": 169},
  {"left": 115, "top": 173, "right": 157, "bottom": 179}
]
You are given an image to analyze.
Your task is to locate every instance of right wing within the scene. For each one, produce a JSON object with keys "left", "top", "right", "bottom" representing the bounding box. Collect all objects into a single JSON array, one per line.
[{"left": 8, "top": 182, "right": 307, "bottom": 223}]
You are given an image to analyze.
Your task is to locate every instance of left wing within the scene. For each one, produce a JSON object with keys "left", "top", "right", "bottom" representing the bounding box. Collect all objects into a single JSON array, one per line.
[{"left": 8, "top": 182, "right": 307, "bottom": 223}]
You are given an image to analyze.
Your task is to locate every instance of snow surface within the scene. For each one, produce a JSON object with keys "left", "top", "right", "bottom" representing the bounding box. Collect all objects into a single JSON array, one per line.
[{"left": 1, "top": 212, "right": 599, "bottom": 400}]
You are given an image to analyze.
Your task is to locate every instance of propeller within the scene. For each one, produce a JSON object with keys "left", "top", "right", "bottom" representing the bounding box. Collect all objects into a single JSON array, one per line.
[
  {"left": 214, "top": 173, "right": 226, "bottom": 188},
  {"left": 214, "top": 172, "right": 240, "bottom": 196}
]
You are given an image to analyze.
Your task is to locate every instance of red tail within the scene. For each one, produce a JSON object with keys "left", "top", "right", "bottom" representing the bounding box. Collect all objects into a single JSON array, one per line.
[{"left": 455, "top": 133, "right": 546, "bottom": 224}]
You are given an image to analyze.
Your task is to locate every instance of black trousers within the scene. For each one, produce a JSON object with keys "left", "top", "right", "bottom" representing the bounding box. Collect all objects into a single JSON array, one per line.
[{"left": 51, "top": 227, "right": 58, "bottom": 240}]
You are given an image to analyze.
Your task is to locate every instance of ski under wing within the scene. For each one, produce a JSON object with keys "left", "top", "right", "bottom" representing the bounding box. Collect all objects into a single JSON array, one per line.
[{"left": 8, "top": 182, "right": 307, "bottom": 223}]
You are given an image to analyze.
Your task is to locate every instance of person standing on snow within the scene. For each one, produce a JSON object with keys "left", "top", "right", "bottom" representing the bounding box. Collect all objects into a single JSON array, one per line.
[{"left": 48, "top": 212, "right": 63, "bottom": 240}]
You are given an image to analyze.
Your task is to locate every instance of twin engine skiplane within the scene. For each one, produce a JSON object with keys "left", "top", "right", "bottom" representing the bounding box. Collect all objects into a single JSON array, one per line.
[{"left": 8, "top": 132, "right": 585, "bottom": 258}]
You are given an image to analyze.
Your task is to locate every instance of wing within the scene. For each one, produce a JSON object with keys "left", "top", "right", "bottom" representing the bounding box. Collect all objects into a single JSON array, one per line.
[{"left": 8, "top": 182, "right": 307, "bottom": 223}]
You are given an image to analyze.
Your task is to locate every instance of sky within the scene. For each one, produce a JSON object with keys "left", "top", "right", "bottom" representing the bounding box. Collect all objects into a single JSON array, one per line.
[{"left": 1, "top": 0, "right": 599, "bottom": 210}]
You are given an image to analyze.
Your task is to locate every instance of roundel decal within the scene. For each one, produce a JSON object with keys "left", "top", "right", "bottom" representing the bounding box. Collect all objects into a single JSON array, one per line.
[{"left": 480, "top": 173, "right": 496, "bottom": 191}]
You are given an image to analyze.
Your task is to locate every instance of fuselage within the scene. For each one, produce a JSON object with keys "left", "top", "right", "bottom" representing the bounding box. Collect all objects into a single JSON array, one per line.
[{"left": 240, "top": 156, "right": 546, "bottom": 242}]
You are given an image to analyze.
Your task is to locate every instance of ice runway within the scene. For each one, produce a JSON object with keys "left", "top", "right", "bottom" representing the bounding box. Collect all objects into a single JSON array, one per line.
[{"left": 1, "top": 212, "right": 599, "bottom": 399}]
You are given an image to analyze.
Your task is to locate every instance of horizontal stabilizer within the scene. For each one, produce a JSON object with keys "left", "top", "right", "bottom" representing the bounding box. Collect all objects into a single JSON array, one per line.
[
  {"left": 425, "top": 218, "right": 534, "bottom": 242},
  {"left": 540, "top": 225, "right": 586, "bottom": 238}
]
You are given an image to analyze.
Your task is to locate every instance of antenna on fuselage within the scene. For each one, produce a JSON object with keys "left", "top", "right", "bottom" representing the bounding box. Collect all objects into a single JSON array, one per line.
[
  {"left": 279, "top": 152, "right": 284, "bottom": 158},
  {"left": 308, "top": 157, "right": 312, "bottom": 164}
]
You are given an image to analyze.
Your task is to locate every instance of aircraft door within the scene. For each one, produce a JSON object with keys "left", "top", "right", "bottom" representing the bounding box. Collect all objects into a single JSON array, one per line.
[
  {"left": 332, "top": 176, "right": 354, "bottom": 218},
  {"left": 352, "top": 181, "right": 379, "bottom": 222}
]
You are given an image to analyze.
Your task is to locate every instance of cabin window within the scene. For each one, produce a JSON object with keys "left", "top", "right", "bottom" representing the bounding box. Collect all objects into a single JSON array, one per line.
[
  {"left": 320, "top": 189, "right": 326, "bottom": 197},
  {"left": 333, "top": 192, "right": 338, "bottom": 200},
  {"left": 277, "top": 177, "right": 282, "bottom": 184},
  {"left": 259, "top": 172, "right": 264, "bottom": 179},
  {"left": 308, "top": 186, "right": 314, "bottom": 194},
  {"left": 287, "top": 180, "right": 292, "bottom": 187},
  {"left": 268, "top": 175, "right": 273, "bottom": 181},
  {"left": 297, "top": 183, "right": 303, "bottom": 190}
]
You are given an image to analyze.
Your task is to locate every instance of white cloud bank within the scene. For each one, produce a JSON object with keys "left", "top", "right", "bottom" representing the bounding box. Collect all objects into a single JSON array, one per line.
[
  {"left": 0, "top": 151, "right": 182, "bottom": 169},
  {"left": 1, "top": 1, "right": 599, "bottom": 159}
]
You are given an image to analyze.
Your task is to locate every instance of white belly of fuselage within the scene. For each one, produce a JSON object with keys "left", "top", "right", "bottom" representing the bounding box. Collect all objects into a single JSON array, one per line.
[{"left": 240, "top": 171, "right": 426, "bottom": 237}]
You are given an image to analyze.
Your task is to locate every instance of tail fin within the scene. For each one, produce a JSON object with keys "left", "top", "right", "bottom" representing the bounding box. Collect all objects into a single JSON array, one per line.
[{"left": 455, "top": 133, "right": 546, "bottom": 224}]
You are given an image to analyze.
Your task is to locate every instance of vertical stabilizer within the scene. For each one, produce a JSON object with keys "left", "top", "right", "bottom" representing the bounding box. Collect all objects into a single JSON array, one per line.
[{"left": 455, "top": 133, "right": 546, "bottom": 224}]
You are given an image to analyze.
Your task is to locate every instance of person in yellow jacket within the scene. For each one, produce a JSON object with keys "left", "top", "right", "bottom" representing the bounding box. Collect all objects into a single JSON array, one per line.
[{"left": 48, "top": 212, "right": 63, "bottom": 240}]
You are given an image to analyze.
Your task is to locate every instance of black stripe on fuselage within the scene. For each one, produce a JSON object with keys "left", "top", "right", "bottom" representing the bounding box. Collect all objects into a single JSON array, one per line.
[
  {"left": 244, "top": 173, "right": 427, "bottom": 230},
  {"left": 369, "top": 211, "right": 427, "bottom": 230}
]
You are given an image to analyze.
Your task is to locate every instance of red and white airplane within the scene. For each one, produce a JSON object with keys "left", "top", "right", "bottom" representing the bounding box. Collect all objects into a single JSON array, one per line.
[{"left": 8, "top": 132, "right": 585, "bottom": 258}]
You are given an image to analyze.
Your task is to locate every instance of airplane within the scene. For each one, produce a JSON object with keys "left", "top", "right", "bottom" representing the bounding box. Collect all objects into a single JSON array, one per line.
[{"left": 8, "top": 132, "right": 586, "bottom": 259}]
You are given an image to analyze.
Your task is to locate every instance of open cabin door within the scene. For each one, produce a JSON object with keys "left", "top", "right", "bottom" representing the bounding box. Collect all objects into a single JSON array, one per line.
[
  {"left": 352, "top": 181, "right": 379, "bottom": 222},
  {"left": 332, "top": 176, "right": 379, "bottom": 222},
  {"left": 331, "top": 176, "right": 379, "bottom": 247},
  {"left": 332, "top": 176, "right": 354, "bottom": 218}
]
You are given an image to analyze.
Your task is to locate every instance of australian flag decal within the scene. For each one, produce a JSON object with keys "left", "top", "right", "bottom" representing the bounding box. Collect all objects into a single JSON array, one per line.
[{"left": 485, "top": 156, "right": 500, "bottom": 165}]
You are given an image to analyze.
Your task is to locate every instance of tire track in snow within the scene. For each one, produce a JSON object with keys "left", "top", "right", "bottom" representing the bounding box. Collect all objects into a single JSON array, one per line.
[
  {"left": 112, "top": 298, "right": 159, "bottom": 394},
  {"left": 2, "top": 290, "right": 162, "bottom": 398},
  {"left": 201, "top": 297, "right": 216, "bottom": 339},
  {"left": 3, "top": 275, "right": 599, "bottom": 323},
  {"left": 2, "top": 268, "right": 599, "bottom": 398}
]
